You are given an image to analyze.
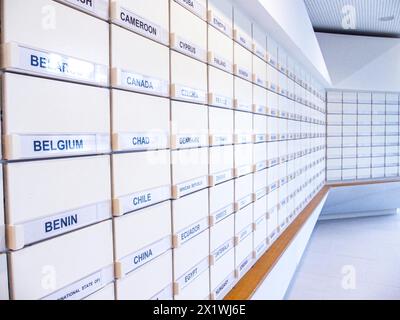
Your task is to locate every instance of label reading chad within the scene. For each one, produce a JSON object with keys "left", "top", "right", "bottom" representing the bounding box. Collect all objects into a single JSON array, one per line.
[
  {"left": 172, "top": 34, "right": 206, "bottom": 62},
  {"left": 14, "top": 44, "right": 108, "bottom": 85},
  {"left": 176, "top": 218, "right": 209, "bottom": 246},
  {"left": 12, "top": 134, "right": 110, "bottom": 160},
  {"left": 42, "top": 266, "right": 114, "bottom": 300},
  {"left": 176, "top": 257, "right": 209, "bottom": 290},
  {"left": 172, "top": 84, "right": 207, "bottom": 104},
  {"left": 119, "top": 70, "right": 169, "bottom": 97},
  {"left": 20, "top": 201, "right": 111, "bottom": 248},
  {"left": 115, "top": 132, "right": 169, "bottom": 151},
  {"left": 174, "top": 0, "right": 206, "bottom": 20},
  {"left": 174, "top": 176, "right": 208, "bottom": 198},
  {"left": 118, "top": 236, "right": 171, "bottom": 276},
  {"left": 117, "top": 186, "right": 171, "bottom": 214},
  {"left": 58, "top": 0, "right": 109, "bottom": 19}
]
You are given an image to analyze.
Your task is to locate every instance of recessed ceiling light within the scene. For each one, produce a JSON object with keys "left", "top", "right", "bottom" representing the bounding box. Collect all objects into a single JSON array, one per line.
[{"left": 379, "top": 15, "right": 395, "bottom": 22}]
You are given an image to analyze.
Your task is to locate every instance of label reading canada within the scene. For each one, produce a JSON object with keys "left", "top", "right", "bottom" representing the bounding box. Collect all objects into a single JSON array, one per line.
[
  {"left": 176, "top": 218, "right": 209, "bottom": 246},
  {"left": 58, "top": 0, "right": 109, "bottom": 19},
  {"left": 21, "top": 201, "right": 111, "bottom": 247},
  {"left": 12, "top": 134, "right": 110, "bottom": 159},
  {"left": 175, "top": 176, "right": 208, "bottom": 198},
  {"left": 42, "top": 266, "right": 114, "bottom": 300},
  {"left": 118, "top": 236, "right": 171, "bottom": 276},
  {"left": 116, "top": 132, "right": 169, "bottom": 151},
  {"left": 115, "top": 6, "right": 169, "bottom": 45},
  {"left": 174, "top": 0, "right": 206, "bottom": 20},
  {"left": 15, "top": 44, "right": 108, "bottom": 85},
  {"left": 118, "top": 70, "right": 169, "bottom": 97},
  {"left": 172, "top": 35, "right": 206, "bottom": 62},
  {"left": 172, "top": 84, "right": 207, "bottom": 104},
  {"left": 117, "top": 186, "right": 171, "bottom": 214},
  {"left": 176, "top": 257, "right": 209, "bottom": 290}
]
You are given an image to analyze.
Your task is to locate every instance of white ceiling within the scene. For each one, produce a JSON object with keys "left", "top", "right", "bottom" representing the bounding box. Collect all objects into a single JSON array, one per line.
[{"left": 304, "top": 0, "right": 400, "bottom": 37}]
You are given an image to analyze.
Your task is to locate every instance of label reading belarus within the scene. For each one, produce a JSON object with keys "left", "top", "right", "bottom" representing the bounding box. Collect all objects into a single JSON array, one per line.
[
  {"left": 118, "top": 237, "right": 171, "bottom": 276},
  {"left": 176, "top": 218, "right": 209, "bottom": 246},
  {"left": 117, "top": 186, "right": 170, "bottom": 214},
  {"left": 172, "top": 34, "right": 206, "bottom": 62},
  {"left": 119, "top": 70, "right": 169, "bottom": 96},
  {"left": 172, "top": 84, "right": 207, "bottom": 104},
  {"left": 176, "top": 257, "right": 209, "bottom": 290},
  {"left": 59, "top": 0, "right": 109, "bottom": 19},
  {"left": 212, "top": 204, "right": 234, "bottom": 224},
  {"left": 116, "top": 132, "right": 169, "bottom": 151},
  {"left": 42, "top": 266, "right": 114, "bottom": 300},
  {"left": 174, "top": 0, "right": 206, "bottom": 20},
  {"left": 116, "top": 7, "right": 168, "bottom": 45},
  {"left": 16, "top": 45, "right": 108, "bottom": 85},
  {"left": 14, "top": 134, "right": 110, "bottom": 159},
  {"left": 175, "top": 176, "right": 208, "bottom": 198}
]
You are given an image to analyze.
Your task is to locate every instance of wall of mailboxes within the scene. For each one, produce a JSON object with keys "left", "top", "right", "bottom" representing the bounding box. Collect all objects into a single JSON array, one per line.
[{"left": 0, "top": 0, "right": 328, "bottom": 300}]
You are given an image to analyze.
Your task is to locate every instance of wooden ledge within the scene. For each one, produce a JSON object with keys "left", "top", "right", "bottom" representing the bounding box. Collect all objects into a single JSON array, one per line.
[{"left": 224, "top": 177, "right": 400, "bottom": 300}]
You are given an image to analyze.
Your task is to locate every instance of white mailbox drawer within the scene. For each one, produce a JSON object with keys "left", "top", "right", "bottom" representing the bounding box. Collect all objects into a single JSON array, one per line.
[
  {"left": 253, "top": 25, "right": 267, "bottom": 61},
  {"left": 235, "top": 174, "right": 253, "bottom": 211},
  {"left": 209, "top": 145, "right": 234, "bottom": 186},
  {"left": 253, "top": 56, "right": 267, "bottom": 88},
  {"left": 253, "top": 193, "right": 267, "bottom": 222},
  {"left": 253, "top": 215, "right": 267, "bottom": 258},
  {"left": 171, "top": 101, "right": 209, "bottom": 149},
  {"left": 208, "top": 26, "right": 233, "bottom": 73},
  {"left": 210, "top": 214, "right": 235, "bottom": 264},
  {"left": 171, "top": 148, "right": 209, "bottom": 199},
  {"left": 6, "top": 156, "right": 111, "bottom": 250},
  {"left": 2, "top": 0, "right": 109, "bottom": 86},
  {"left": 234, "top": 77, "right": 253, "bottom": 112},
  {"left": 209, "top": 180, "right": 235, "bottom": 226},
  {"left": 173, "top": 230, "right": 210, "bottom": 295},
  {"left": 0, "top": 166, "right": 4, "bottom": 253},
  {"left": 209, "top": 107, "right": 234, "bottom": 146},
  {"left": 84, "top": 283, "right": 115, "bottom": 300},
  {"left": 0, "top": 254, "right": 8, "bottom": 300},
  {"left": 112, "top": 151, "right": 171, "bottom": 216},
  {"left": 234, "top": 144, "right": 254, "bottom": 177},
  {"left": 111, "top": 25, "right": 169, "bottom": 97},
  {"left": 267, "top": 142, "right": 279, "bottom": 167},
  {"left": 9, "top": 221, "right": 114, "bottom": 300},
  {"left": 112, "top": 90, "right": 169, "bottom": 152},
  {"left": 208, "top": 66, "right": 234, "bottom": 109},
  {"left": 254, "top": 115, "right": 267, "bottom": 143},
  {"left": 110, "top": 0, "right": 169, "bottom": 45},
  {"left": 171, "top": 51, "right": 208, "bottom": 104},
  {"left": 174, "top": 266, "right": 210, "bottom": 300},
  {"left": 116, "top": 250, "right": 173, "bottom": 300},
  {"left": 210, "top": 248, "right": 235, "bottom": 300},
  {"left": 172, "top": 189, "right": 209, "bottom": 247},
  {"left": 3, "top": 73, "right": 110, "bottom": 160},
  {"left": 170, "top": 1, "right": 207, "bottom": 62},
  {"left": 267, "top": 91, "right": 278, "bottom": 117},
  {"left": 114, "top": 201, "right": 172, "bottom": 278}
]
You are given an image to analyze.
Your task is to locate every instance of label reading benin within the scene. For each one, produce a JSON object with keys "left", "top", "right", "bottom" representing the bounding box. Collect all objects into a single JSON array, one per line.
[
  {"left": 20, "top": 201, "right": 111, "bottom": 248},
  {"left": 42, "top": 265, "right": 114, "bottom": 300},
  {"left": 212, "top": 204, "right": 235, "bottom": 224},
  {"left": 174, "top": 176, "right": 208, "bottom": 198},
  {"left": 10, "top": 134, "right": 110, "bottom": 160},
  {"left": 172, "top": 35, "right": 206, "bottom": 62},
  {"left": 117, "top": 186, "right": 171, "bottom": 214},
  {"left": 14, "top": 44, "right": 108, "bottom": 85},
  {"left": 175, "top": 218, "right": 209, "bottom": 246},
  {"left": 118, "top": 70, "right": 169, "bottom": 97},
  {"left": 172, "top": 84, "right": 207, "bottom": 104},
  {"left": 213, "top": 272, "right": 235, "bottom": 300},
  {"left": 176, "top": 257, "right": 209, "bottom": 290},
  {"left": 115, "top": 7, "right": 169, "bottom": 45},
  {"left": 174, "top": 0, "right": 207, "bottom": 20},
  {"left": 115, "top": 132, "right": 169, "bottom": 151},
  {"left": 59, "top": 0, "right": 109, "bottom": 19},
  {"left": 118, "top": 237, "right": 171, "bottom": 276}
]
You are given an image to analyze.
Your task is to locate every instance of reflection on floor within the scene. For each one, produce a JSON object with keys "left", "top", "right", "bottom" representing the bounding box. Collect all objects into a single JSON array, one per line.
[{"left": 285, "top": 213, "right": 400, "bottom": 300}]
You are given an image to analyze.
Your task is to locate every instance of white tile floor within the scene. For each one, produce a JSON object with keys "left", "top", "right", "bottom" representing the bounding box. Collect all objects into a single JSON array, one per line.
[{"left": 285, "top": 213, "right": 400, "bottom": 300}]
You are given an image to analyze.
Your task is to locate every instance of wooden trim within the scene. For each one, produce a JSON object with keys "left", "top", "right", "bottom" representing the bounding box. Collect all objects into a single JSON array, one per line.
[{"left": 224, "top": 178, "right": 400, "bottom": 300}]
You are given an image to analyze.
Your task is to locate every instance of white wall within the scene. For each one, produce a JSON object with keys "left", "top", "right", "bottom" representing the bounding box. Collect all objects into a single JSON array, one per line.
[{"left": 317, "top": 32, "right": 400, "bottom": 92}]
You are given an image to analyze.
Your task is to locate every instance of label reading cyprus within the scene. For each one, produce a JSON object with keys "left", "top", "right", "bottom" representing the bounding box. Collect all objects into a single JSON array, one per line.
[
  {"left": 118, "top": 70, "right": 169, "bottom": 97},
  {"left": 59, "top": 0, "right": 109, "bottom": 19},
  {"left": 172, "top": 35, "right": 206, "bottom": 62},
  {"left": 13, "top": 44, "right": 108, "bottom": 85}
]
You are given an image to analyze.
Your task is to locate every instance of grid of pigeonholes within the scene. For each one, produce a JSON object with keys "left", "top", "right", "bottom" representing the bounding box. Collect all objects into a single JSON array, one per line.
[
  {"left": 0, "top": 0, "right": 326, "bottom": 300},
  {"left": 327, "top": 91, "right": 400, "bottom": 182}
]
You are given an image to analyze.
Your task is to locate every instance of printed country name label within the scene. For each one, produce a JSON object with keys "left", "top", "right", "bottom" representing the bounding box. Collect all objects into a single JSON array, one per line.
[
  {"left": 269, "top": 83, "right": 277, "bottom": 92},
  {"left": 255, "top": 187, "right": 267, "bottom": 200},
  {"left": 208, "top": 11, "right": 232, "bottom": 38},
  {"left": 116, "top": 69, "right": 169, "bottom": 97},
  {"left": 213, "top": 272, "right": 235, "bottom": 300},
  {"left": 174, "top": 176, "right": 208, "bottom": 198},
  {"left": 42, "top": 265, "right": 114, "bottom": 300},
  {"left": 171, "top": 34, "right": 206, "bottom": 62},
  {"left": 114, "top": 132, "right": 169, "bottom": 151},
  {"left": 175, "top": 218, "right": 209, "bottom": 247},
  {"left": 173, "top": 134, "right": 208, "bottom": 149},
  {"left": 208, "top": 53, "right": 232, "bottom": 73},
  {"left": 5, "top": 43, "right": 108, "bottom": 85},
  {"left": 176, "top": 257, "right": 209, "bottom": 290},
  {"left": 210, "top": 134, "right": 233, "bottom": 146},
  {"left": 234, "top": 31, "right": 252, "bottom": 51},
  {"left": 235, "top": 165, "right": 253, "bottom": 178},
  {"left": 254, "top": 75, "right": 265, "bottom": 87},
  {"left": 255, "top": 215, "right": 266, "bottom": 228},
  {"left": 253, "top": 44, "right": 266, "bottom": 60},
  {"left": 255, "top": 160, "right": 267, "bottom": 172},
  {"left": 255, "top": 134, "right": 267, "bottom": 143},
  {"left": 172, "top": 84, "right": 207, "bottom": 104},
  {"left": 10, "top": 201, "right": 111, "bottom": 250},
  {"left": 268, "top": 134, "right": 278, "bottom": 141},
  {"left": 269, "top": 182, "right": 278, "bottom": 192},
  {"left": 268, "top": 55, "right": 277, "bottom": 67},
  {"left": 236, "top": 224, "right": 253, "bottom": 243},
  {"left": 58, "top": 0, "right": 109, "bottom": 19},
  {"left": 211, "top": 169, "right": 233, "bottom": 185},
  {"left": 209, "top": 93, "right": 233, "bottom": 109},
  {"left": 211, "top": 204, "right": 235, "bottom": 224},
  {"left": 113, "top": 6, "right": 169, "bottom": 45},
  {"left": 236, "top": 66, "right": 251, "bottom": 82},
  {"left": 237, "top": 254, "right": 253, "bottom": 278},
  {"left": 117, "top": 236, "right": 171, "bottom": 277},
  {"left": 174, "top": 0, "right": 207, "bottom": 20},
  {"left": 236, "top": 194, "right": 253, "bottom": 211},
  {"left": 7, "top": 134, "right": 110, "bottom": 160},
  {"left": 116, "top": 186, "right": 171, "bottom": 215},
  {"left": 151, "top": 284, "right": 174, "bottom": 300},
  {"left": 255, "top": 241, "right": 267, "bottom": 258},
  {"left": 254, "top": 105, "right": 267, "bottom": 114},
  {"left": 212, "top": 238, "right": 234, "bottom": 262},
  {"left": 235, "top": 134, "right": 253, "bottom": 144}
]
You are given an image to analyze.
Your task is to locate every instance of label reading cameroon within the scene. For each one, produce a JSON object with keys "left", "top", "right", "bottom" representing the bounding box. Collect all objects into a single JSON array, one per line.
[
  {"left": 119, "top": 70, "right": 169, "bottom": 97},
  {"left": 116, "top": 7, "right": 169, "bottom": 45},
  {"left": 15, "top": 45, "right": 108, "bottom": 85}
]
